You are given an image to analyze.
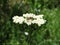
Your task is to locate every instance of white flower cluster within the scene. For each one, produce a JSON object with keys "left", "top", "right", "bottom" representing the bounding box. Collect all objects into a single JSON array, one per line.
[{"left": 12, "top": 13, "right": 46, "bottom": 26}]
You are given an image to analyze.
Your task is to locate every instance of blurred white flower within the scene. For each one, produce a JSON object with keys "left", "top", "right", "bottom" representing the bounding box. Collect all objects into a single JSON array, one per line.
[
  {"left": 32, "top": 18, "right": 46, "bottom": 26},
  {"left": 12, "top": 16, "right": 24, "bottom": 24},
  {"left": 23, "top": 13, "right": 35, "bottom": 18},
  {"left": 37, "top": 19, "right": 46, "bottom": 26},
  {"left": 12, "top": 16, "right": 19, "bottom": 19},
  {"left": 12, "top": 16, "right": 20, "bottom": 23},
  {"left": 24, "top": 32, "right": 29, "bottom": 35},
  {"left": 18, "top": 17, "right": 24, "bottom": 24},
  {"left": 12, "top": 13, "right": 46, "bottom": 26},
  {"left": 37, "top": 19, "right": 46, "bottom": 24}
]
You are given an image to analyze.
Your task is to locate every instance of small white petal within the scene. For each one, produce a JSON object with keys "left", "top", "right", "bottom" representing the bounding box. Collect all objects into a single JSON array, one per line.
[{"left": 24, "top": 32, "right": 29, "bottom": 35}]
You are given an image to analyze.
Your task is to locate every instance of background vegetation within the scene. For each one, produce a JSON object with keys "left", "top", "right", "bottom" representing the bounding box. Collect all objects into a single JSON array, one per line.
[{"left": 0, "top": 0, "right": 60, "bottom": 45}]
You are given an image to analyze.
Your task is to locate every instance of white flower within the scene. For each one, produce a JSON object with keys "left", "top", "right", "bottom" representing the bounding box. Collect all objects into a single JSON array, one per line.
[
  {"left": 37, "top": 19, "right": 46, "bottom": 26},
  {"left": 24, "top": 32, "right": 29, "bottom": 35},
  {"left": 12, "top": 16, "right": 19, "bottom": 20},
  {"left": 12, "top": 16, "right": 20, "bottom": 23},
  {"left": 18, "top": 17, "right": 24, "bottom": 24},
  {"left": 23, "top": 13, "right": 35, "bottom": 18},
  {"left": 32, "top": 18, "right": 46, "bottom": 26},
  {"left": 24, "top": 19, "right": 32, "bottom": 25},
  {"left": 37, "top": 19, "right": 46, "bottom": 24},
  {"left": 12, "top": 16, "right": 24, "bottom": 24},
  {"left": 12, "top": 13, "right": 46, "bottom": 26}
]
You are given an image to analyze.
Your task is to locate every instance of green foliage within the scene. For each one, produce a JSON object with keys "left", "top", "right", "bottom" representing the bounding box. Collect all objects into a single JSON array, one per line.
[{"left": 0, "top": 0, "right": 60, "bottom": 45}]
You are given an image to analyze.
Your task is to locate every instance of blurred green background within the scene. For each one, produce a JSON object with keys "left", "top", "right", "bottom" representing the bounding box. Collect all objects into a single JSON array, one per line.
[{"left": 0, "top": 0, "right": 60, "bottom": 45}]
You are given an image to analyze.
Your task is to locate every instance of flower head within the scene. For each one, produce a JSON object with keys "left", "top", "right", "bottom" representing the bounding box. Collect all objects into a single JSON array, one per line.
[
  {"left": 12, "top": 16, "right": 20, "bottom": 23},
  {"left": 18, "top": 17, "right": 24, "bottom": 24},
  {"left": 12, "top": 13, "right": 46, "bottom": 26},
  {"left": 12, "top": 16, "right": 24, "bottom": 24},
  {"left": 32, "top": 18, "right": 46, "bottom": 26}
]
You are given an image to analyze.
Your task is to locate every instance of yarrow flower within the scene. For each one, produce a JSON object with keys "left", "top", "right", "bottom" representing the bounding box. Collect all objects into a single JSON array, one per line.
[
  {"left": 12, "top": 16, "right": 24, "bottom": 24},
  {"left": 32, "top": 19, "right": 46, "bottom": 26},
  {"left": 12, "top": 16, "right": 20, "bottom": 23},
  {"left": 18, "top": 17, "right": 24, "bottom": 24},
  {"left": 12, "top": 13, "right": 46, "bottom": 26}
]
